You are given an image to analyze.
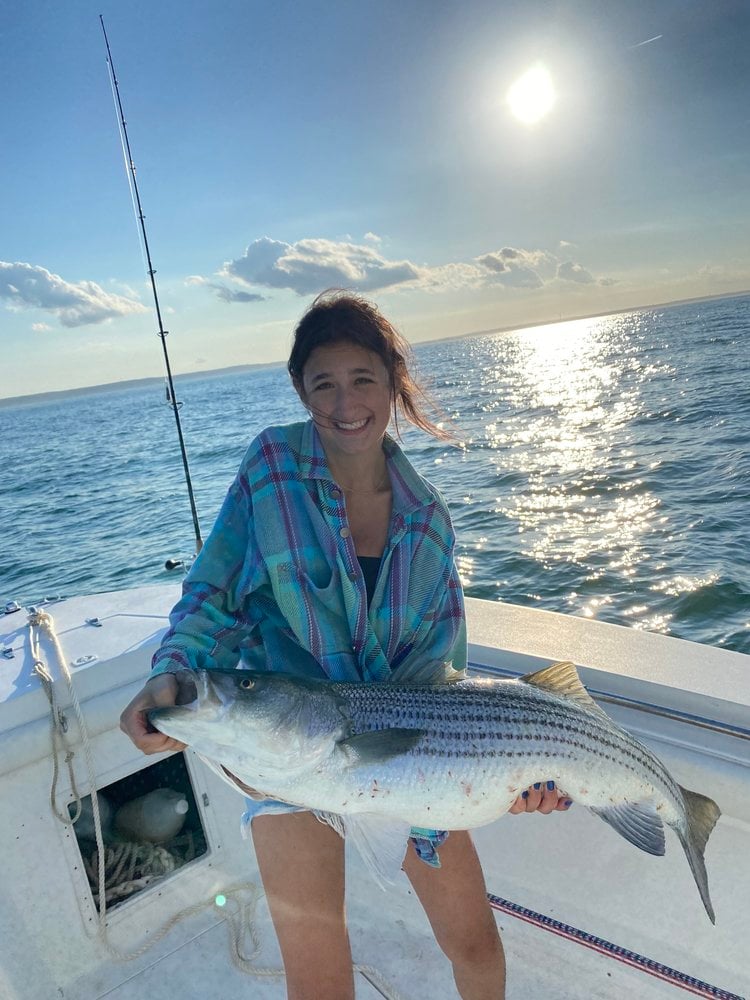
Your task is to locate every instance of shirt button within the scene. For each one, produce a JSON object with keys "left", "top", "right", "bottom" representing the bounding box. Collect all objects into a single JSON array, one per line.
[
  {"left": 340, "top": 527, "right": 351, "bottom": 539},
  {"left": 331, "top": 486, "right": 342, "bottom": 499}
]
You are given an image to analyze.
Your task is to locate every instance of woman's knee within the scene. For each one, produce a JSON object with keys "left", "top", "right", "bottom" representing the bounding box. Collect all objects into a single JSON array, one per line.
[{"left": 436, "top": 915, "right": 503, "bottom": 968}]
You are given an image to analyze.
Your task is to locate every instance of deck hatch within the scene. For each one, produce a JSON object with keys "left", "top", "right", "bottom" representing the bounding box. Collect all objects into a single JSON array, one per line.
[{"left": 68, "top": 752, "right": 209, "bottom": 913}]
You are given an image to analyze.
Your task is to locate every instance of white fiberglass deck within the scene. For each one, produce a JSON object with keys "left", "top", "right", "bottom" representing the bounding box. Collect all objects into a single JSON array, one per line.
[{"left": 0, "top": 584, "right": 748, "bottom": 999}]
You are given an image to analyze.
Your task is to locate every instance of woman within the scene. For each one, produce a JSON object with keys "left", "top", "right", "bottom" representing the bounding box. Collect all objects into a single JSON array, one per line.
[{"left": 121, "top": 291, "right": 569, "bottom": 1000}]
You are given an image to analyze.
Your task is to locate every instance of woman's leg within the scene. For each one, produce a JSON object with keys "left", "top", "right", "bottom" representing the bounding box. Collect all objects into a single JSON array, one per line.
[
  {"left": 251, "top": 810, "right": 354, "bottom": 1000},
  {"left": 403, "top": 830, "right": 506, "bottom": 1000}
]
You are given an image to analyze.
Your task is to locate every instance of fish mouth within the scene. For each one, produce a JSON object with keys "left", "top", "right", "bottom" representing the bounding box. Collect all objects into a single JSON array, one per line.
[
  {"left": 148, "top": 703, "right": 197, "bottom": 725},
  {"left": 147, "top": 669, "right": 231, "bottom": 731}
]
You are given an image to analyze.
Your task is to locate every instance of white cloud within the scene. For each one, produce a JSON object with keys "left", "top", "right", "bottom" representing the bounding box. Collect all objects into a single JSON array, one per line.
[
  {"left": 0, "top": 261, "right": 146, "bottom": 327},
  {"left": 222, "top": 236, "right": 423, "bottom": 296},
  {"left": 475, "top": 247, "right": 559, "bottom": 288},
  {"left": 186, "top": 274, "right": 265, "bottom": 303},
  {"left": 195, "top": 237, "right": 611, "bottom": 302},
  {"left": 31, "top": 322, "right": 52, "bottom": 332}
]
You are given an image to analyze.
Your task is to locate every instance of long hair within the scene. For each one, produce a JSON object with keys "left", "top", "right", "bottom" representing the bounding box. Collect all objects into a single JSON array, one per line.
[{"left": 288, "top": 290, "right": 452, "bottom": 441}]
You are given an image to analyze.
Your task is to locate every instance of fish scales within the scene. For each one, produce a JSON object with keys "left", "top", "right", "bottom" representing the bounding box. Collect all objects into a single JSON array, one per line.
[{"left": 333, "top": 679, "right": 680, "bottom": 805}]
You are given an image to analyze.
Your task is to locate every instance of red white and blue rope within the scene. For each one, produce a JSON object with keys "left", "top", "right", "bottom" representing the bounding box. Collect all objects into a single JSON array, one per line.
[{"left": 487, "top": 893, "right": 745, "bottom": 999}]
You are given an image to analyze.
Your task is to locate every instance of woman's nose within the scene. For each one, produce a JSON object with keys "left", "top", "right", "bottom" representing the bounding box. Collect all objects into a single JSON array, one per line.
[{"left": 333, "top": 385, "right": 356, "bottom": 410}]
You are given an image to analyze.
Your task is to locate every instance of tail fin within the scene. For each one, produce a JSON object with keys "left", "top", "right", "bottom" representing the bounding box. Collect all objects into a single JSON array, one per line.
[{"left": 676, "top": 785, "right": 721, "bottom": 924}]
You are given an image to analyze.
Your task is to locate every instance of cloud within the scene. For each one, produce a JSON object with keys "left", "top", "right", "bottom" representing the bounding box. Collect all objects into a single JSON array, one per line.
[
  {"left": 476, "top": 252, "right": 507, "bottom": 273},
  {"left": 476, "top": 247, "right": 558, "bottom": 288},
  {"left": 0, "top": 261, "right": 146, "bottom": 327},
  {"left": 32, "top": 322, "right": 52, "bottom": 332},
  {"left": 557, "top": 260, "right": 595, "bottom": 284},
  {"left": 186, "top": 275, "right": 265, "bottom": 303},
  {"left": 194, "top": 237, "right": 612, "bottom": 302},
  {"left": 222, "top": 236, "right": 423, "bottom": 295}
]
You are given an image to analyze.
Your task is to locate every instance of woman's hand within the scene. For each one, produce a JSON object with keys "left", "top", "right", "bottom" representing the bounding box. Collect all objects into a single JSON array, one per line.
[
  {"left": 509, "top": 781, "right": 572, "bottom": 815},
  {"left": 120, "top": 671, "right": 196, "bottom": 755}
]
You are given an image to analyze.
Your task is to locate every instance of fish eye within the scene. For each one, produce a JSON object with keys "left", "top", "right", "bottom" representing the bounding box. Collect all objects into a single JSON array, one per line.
[{"left": 239, "top": 677, "right": 254, "bottom": 690}]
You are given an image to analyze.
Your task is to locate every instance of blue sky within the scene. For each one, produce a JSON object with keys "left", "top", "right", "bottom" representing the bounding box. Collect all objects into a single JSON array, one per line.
[{"left": 2, "top": 0, "right": 749, "bottom": 396}]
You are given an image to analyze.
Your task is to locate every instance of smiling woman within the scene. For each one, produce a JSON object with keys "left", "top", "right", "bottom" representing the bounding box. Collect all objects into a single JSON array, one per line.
[{"left": 506, "top": 64, "right": 557, "bottom": 125}]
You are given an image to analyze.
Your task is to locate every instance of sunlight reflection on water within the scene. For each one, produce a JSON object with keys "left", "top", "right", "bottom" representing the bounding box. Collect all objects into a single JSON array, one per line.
[
  {"left": 418, "top": 304, "right": 744, "bottom": 642},
  {"left": 478, "top": 316, "right": 664, "bottom": 609}
]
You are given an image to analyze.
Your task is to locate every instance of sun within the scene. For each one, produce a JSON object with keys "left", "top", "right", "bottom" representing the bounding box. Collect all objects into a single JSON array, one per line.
[{"left": 507, "top": 65, "right": 557, "bottom": 125}]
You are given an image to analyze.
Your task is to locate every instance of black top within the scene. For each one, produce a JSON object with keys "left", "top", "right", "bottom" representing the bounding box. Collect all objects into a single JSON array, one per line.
[{"left": 356, "top": 555, "right": 381, "bottom": 607}]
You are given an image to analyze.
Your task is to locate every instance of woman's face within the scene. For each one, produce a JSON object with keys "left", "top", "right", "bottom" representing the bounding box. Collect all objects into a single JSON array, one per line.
[{"left": 297, "top": 341, "right": 393, "bottom": 465}]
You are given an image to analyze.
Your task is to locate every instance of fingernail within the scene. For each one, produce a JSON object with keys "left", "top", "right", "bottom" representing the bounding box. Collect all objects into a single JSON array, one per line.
[
  {"left": 522, "top": 791, "right": 529, "bottom": 799},
  {"left": 533, "top": 783, "right": 541, "bottom": 790},
  {"left": 547, "top": 780, "right": 556, "bottom": 791},
  {"left": 564, "top": 799, "right": 573, "bottom": 808}
]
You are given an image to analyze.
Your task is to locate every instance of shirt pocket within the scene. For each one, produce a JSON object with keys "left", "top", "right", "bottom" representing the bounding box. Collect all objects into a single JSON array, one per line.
[{"left": 290, "top": 562, "right": 353, "bottom": 660}]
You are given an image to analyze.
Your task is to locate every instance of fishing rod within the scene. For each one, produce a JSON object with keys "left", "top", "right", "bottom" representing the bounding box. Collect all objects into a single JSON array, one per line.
[{"left": 100, "top": 15, "right": 203, "bottom": 556}]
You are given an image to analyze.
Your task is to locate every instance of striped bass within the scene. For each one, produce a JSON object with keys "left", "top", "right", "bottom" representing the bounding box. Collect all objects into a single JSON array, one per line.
[{"left": 148, "top": 660, "right": 721, "bottom": 922}]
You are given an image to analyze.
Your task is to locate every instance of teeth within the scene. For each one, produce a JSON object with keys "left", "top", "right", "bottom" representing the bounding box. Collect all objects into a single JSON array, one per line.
[{"left": 335, "top": 418, "right": 368, "bottom": 430}]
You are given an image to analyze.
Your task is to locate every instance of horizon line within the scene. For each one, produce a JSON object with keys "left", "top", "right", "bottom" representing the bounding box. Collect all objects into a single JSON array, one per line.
[{"left": 2, "top": 287, "right": 748, "bottom": 407}]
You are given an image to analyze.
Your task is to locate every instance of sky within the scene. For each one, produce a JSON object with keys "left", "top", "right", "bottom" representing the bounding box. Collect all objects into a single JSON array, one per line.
[{"left": 2, "top": 0, "right": 749, "bottom": 397}]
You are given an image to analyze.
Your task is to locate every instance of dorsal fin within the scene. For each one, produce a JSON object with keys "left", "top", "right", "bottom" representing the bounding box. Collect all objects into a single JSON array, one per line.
[{"left": 519, "top": 661, "right": 609, "bottom": 719}]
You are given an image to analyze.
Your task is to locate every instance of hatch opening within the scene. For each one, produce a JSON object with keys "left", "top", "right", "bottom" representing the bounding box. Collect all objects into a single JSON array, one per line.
[{"left": 68, "top": 752, "right": 208, "bottom": 913}]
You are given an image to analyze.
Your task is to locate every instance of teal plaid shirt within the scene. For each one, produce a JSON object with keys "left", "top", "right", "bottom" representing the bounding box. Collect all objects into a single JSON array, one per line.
[{"left": 152, "top": 420, "right": 467, "bottom": 684}]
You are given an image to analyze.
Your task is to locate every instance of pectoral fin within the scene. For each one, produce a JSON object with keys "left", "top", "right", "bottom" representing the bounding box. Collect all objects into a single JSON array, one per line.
[{"left": 337, "top": 728, "right": 425, "bottom": 766}]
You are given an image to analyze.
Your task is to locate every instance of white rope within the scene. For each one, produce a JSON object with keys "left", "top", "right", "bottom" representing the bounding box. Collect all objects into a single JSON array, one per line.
[{"left": 28, "top": 609, "right": 407, "bottom": 997}]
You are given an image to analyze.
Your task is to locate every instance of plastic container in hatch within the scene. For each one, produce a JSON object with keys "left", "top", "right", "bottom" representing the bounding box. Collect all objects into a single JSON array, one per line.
[{"left": 113, "top": 787, "right": 189, "bottom": 843}]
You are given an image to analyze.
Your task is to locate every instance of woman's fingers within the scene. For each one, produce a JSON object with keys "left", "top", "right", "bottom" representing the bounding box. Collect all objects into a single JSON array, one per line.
[
  {"left": 508, "top": 782, "right": 573, "bottom": 815},
  {"left": 120, "top": 673, "right": 189, "bottom": 754}
]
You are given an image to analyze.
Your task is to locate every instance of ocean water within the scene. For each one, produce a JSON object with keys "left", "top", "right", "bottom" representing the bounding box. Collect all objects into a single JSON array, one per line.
[{"left": 2, "top": 296, "right": 749, "bottom": 654}]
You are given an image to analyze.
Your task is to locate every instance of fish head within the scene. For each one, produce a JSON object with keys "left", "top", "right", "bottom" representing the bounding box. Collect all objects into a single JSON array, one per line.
[{"left": 148, "top": 668, "right": 348, "bottom": 773}]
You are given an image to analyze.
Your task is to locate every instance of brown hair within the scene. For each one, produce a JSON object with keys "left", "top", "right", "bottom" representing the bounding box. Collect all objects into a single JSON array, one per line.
[{"left": 288, "top": 289, "right": 451, "bottom": 440}]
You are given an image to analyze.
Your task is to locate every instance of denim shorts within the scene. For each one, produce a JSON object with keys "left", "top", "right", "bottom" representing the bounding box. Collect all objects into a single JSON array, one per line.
[{"left": 240, "top": 796, "right": 449, "bottom": 868}]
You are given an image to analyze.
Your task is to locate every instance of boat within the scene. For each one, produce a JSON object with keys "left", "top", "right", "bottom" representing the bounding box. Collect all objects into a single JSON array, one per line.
[{"left": 1, "top": 583, "right": 747, "bottom": 999}]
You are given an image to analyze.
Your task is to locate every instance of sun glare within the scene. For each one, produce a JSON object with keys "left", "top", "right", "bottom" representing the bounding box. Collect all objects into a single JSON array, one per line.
[{"left": 507, "top": 65, "right": 556, "bottom": 125}]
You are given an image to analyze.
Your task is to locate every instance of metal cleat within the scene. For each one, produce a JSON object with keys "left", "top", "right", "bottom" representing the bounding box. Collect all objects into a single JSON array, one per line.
[{"left": 71, "top": 655, "right": 98, "bottom": 667}]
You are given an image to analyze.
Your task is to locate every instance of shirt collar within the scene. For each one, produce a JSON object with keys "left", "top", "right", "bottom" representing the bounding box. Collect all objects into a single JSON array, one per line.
[{"left": 298, "top": 419, "right": 436, "bottom": 516}]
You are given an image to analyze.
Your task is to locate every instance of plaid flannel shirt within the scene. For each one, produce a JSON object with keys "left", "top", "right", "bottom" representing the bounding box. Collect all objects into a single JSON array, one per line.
[{"left": 151, "top": 420, "right": 466, "bottom": 683}]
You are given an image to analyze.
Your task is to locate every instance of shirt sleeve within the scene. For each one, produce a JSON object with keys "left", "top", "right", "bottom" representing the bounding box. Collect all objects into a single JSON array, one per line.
[{"left": 151, "top": 464, "right": 265, "bottom": 677}]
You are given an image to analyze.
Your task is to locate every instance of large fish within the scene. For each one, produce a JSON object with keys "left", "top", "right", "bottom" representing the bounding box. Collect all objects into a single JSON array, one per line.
[{"left": 148, "top": 661, "right": 721, "bottom": 922}]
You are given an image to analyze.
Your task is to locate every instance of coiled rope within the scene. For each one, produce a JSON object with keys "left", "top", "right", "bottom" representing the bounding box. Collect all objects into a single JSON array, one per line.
[{"left": 28, "top": 609, "right": 406, "bottom": 997}]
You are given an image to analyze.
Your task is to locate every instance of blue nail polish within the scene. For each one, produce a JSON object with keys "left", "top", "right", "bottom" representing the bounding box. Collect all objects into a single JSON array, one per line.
[
  {"left": 522, "top": 790, "right": 529, "bottom": 799},
  {"left": 547, "top": 780, "right": 556, "bottom": 791},
  {"left": 533, "top": 782, "right": 541, "bottom": 790},
  {"left": 564, "top": 799, "right": 573, "bottom": 808}
]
